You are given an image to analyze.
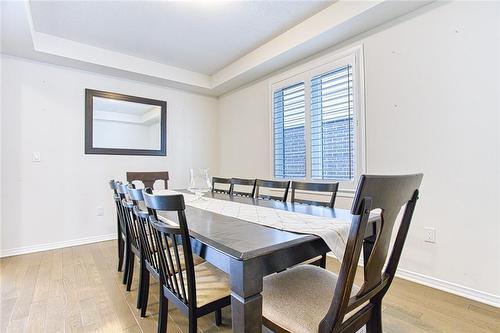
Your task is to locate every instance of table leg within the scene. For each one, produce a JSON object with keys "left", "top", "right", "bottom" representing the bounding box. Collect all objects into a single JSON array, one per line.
[{"left": 230, "top": 258, "right": 263, "bottom": 333}]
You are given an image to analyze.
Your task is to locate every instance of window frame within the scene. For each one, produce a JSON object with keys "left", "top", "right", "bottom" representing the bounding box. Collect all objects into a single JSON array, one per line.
[{"left": 269, "top": 45, "right": 366, "bottom": 191}]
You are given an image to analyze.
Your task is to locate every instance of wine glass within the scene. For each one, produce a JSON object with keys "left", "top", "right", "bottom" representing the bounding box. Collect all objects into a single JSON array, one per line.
[{"left": 187, "top": 168, "right": 212, "bottom": 200}]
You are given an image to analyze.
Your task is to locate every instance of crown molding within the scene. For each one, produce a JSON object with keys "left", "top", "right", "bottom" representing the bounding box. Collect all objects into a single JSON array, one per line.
[{"left": 2, "top": 1, "right": 433, "bottom": 96}]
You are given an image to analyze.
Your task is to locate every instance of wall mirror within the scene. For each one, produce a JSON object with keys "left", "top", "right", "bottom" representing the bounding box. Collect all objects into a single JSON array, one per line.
[{"left": 85, "top": 89, "right": 166, "bottom": 156}]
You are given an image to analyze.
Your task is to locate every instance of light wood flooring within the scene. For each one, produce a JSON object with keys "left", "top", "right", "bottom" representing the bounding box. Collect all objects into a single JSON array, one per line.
[{"left": 1, "top": 240, "right": 499, "bottom": 332}]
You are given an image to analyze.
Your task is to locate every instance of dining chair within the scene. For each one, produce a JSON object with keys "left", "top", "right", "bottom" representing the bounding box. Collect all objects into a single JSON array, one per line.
[
  {"left": 290, "top": 181, "right": 339, "bottom": 208},
  {"left": 143, "top": 189, "right": 231, "bottom": 333},
  {"left": 230, "top": 178, "right": 256, "bottom": 197},
  {"left": 128, "top": 186, "right": 204, "bottom": 318},
  {"left": 116, "top": 183, "right": 141, "bottom": 292},
  {"left": 109, "top": 180, "right": 125, "bottom": 273},
  {"left": 127, "top": 186, "right": 153, "bottom": 316},
  {"left": 262, "top": 174, "right": 423, "bottom": 333},
  {"left": 126, "top": 171, "right": 169, "bottom": 189},
  {"left": 211, "top": 177, "right": 232, "bottom": 194},
  {"left": 290, "top": 181, "right": 340, "bottom": 268},
  {"left": 255, "top": 179, "right": 291, "bottom": 202},
  {"left": 111, "top": 181, "right": 135, "bottom": 287}
]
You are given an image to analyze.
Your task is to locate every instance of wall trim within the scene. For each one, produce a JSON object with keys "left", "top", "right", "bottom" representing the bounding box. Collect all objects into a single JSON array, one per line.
[
  {"left": 327, "top": 253, "right": 500, "bottom": 308},
  {"left": 395, "top": 268, "right": 500, "bottom": 308},
  {"left": 0, "top": 233, "right": 117, "bottom": 258}
]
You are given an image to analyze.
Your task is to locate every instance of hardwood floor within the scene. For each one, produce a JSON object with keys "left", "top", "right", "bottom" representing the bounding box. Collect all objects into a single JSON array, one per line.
[{"left": 1, "top": 241, "right": 498, "bottom": 332}]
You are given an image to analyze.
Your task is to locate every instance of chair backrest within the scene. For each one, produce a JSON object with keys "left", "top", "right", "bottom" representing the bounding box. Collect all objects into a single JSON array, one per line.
[
  {"left": 109, "top": 179, "right": 118, "bottom": 195},
  {"left": 211, "top": 177, "right": 232, "bottom": 194},
  {"left": 230, "top": 178, "right": 256, "bottom": 197},
  {"left": 290, "top": 181, "right": 339, "bottom": 208},
  {"left": 255, "top": 179, "right": 290, "bottom": 202},
  {"left": 110, "top": 180, "right": 127, "bottom": 236},
  {"left": 319, "top": 174, "right": 423, "bottom": 333},
  {"left": 126, "top": 171, "right": 169, "bottom": 189},
  {"left": 143, "top": 188, "right": 197, "bottom": 310},
  {"left": 128, "top": 185, "right": 162, "bottom": 278},
  {"left": 117, "top": 183, "right": 141, "bottom": 251}
]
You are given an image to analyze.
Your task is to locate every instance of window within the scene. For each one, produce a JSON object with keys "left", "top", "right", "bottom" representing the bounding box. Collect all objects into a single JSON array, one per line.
[
  {"left": 310, "top": 65, "right": 354, "bottom": 180},
  {"left": 273, "top": 82, "right": 306, "bottom": 179},
  {"left": 272, "top": 48, "right": 364, "bottom": 187}
]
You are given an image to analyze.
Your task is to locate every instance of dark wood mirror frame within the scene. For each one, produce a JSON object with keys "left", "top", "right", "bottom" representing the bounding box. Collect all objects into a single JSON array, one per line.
[{"left": 85, "top": 89, "right": 167, "bottom": 156}]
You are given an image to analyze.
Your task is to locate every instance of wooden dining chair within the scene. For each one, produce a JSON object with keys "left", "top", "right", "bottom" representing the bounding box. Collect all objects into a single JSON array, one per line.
[
  {"left": 128, "top": 186, "right": 204, "bottom": 318},
  {"left": 109, "top": 180, "right": 127, "bottom": 273},
  {"left": 126, "top": 171, "right": 169, "bottom": 189},
  {"left": 117, "top": 184, "right": 146, "bottom": 294},
  {"left": 116, "top": 183, "right": 141, "bottom": 292},
  {"left": 262, "top": 174, "right": 423, "bottom": 333},
  {"left": 110, "top": 181, "right": 135, "bottom": 287},
  {"left": 255, "top": 179, "right": 291, "bottom": 202},
  {"left": 289, "top": 181, "right": 339, "bottom": 268},
  {"left": 143, "top": 189, "right": 231, "bottom": 333},
  {"left": 230, "top": 178, "right": 256, "bottom": 197},
  {"left": 291, "top": 181, "right": 339, "bottom": 209},
  {"left": 211, "top": 177, "right": 232, "bottom": 194},
  {"left": 127, "top": 186, "right": 154, "bottom": 316}
]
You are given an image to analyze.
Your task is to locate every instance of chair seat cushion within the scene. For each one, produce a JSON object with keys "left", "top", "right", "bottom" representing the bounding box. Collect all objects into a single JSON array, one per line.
[
  {"left": 262, "top": 265, "right": 360, "bottom": 333},
  {"left": 152, "top": 246, "right": 204, "bottom": 273},
  {"left": 175, "top": 262, "right": 231, "bottom": 308}
]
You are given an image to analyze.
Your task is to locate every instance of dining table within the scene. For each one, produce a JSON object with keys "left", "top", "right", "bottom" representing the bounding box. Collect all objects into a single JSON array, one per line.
[{"left": 156, "top": 190, "right": 379, "bottom": 333}]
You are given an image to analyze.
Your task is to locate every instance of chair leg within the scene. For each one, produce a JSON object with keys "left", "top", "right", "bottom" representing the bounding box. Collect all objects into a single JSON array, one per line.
[
  {"left": 136, "top": 259, "right": 145, "bottom": 309},
  {"left": 188, "top": 312, "right": 197, "bottom": 333},
  {"left": 366, "top": 301, "right": 383, "bottom": 333},
  {"left": 117, "top": 226, "right": 124, "bottom": 272},
  {"left": 157, "top": 289, "right": 168, "bottom": 333},
  {"left": 319, "top": 254, "right": 327, "bottom": 268},
  {"left": 117, "top": 239, "right": 124, "bottom": 272},
  {"left": 122, "top": 245, "right": 130, "bottom": 285},
  {"left": 215, "top": 308, "right": 222, "bottom": 326},
  {"left": 140, "top": 267, "right": 150, "bottom": 317},
  {"left": 126, "top": 254, "right": 135, "bottom": 291}
]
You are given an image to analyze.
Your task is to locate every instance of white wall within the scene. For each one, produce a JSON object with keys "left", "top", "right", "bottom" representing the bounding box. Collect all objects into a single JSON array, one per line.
[
  {"left": 218, "top": 2, "right": 500, "bottom": 302},
  {"left": 0, "top": 55, "right": 218, "bottom": 255}
]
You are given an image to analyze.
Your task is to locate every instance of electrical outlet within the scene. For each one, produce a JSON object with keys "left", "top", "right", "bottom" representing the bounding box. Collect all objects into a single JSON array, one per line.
[
  {"left": 424, "top": 227, "right": 436, "bottom": 243},
  {"left": 32, "top": 152, "right": 41, "bottom": 162},
  {"left": 96, "top": 206, "right": 104, "bottom": 216}
]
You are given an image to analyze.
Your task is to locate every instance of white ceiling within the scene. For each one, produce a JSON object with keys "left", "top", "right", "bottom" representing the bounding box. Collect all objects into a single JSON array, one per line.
[
  {"left": 1, "top": 1, "right": 432, "bottom": 95},
  {"left": 30, "top": 1, "right": 332, "bottom": 75}
]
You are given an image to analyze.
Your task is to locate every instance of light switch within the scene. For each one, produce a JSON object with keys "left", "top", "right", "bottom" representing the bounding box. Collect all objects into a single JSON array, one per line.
[{"left": 32, "top": 152, "right": 41, "bottom": 162}]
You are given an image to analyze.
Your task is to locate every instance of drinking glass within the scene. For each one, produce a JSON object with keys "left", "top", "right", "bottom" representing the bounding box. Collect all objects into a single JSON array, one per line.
[{"left": 187, "top": 168, "right": 212, "bottom": 200}]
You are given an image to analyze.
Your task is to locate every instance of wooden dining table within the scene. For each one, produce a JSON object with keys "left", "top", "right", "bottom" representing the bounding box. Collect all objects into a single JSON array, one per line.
[{"left": 157, "top": 190, "right": 378, "bottom": 333}]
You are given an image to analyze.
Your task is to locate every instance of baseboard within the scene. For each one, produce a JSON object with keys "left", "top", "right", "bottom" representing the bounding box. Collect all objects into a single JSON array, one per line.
[
  {"left": 395, "top": 268, "right": 500, "bottom": 308},
  {"left": 326, "top": 253, "right": 500, "bottom": 308},
  {"left": 0, "top": 234, "right": 117, "bottom": 258}
]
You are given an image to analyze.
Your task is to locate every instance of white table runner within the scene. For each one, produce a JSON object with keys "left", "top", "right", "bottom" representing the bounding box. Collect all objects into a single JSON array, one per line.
[{"left": 157, "top": 190, "right": 352, "bottom": 261}]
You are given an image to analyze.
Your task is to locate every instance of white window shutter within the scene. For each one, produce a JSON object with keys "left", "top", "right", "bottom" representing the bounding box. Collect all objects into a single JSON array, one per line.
[
  {"left": 273, "top": 82, "right": 306, "bottom": 179},
  {"left": 310, "top": 65, "right": 355, "bottom": 180}
]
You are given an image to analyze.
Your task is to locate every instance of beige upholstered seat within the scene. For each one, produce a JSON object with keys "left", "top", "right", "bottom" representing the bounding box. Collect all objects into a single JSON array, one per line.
[
  {"left": 176, "top": 261, "right": 231, "bottom": 307},
  {"left": 153, "top": 245, "right": 204, "bottom": 273},
  {"left": 262, "top": 265, "right": 361, "bottom": 333}
]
